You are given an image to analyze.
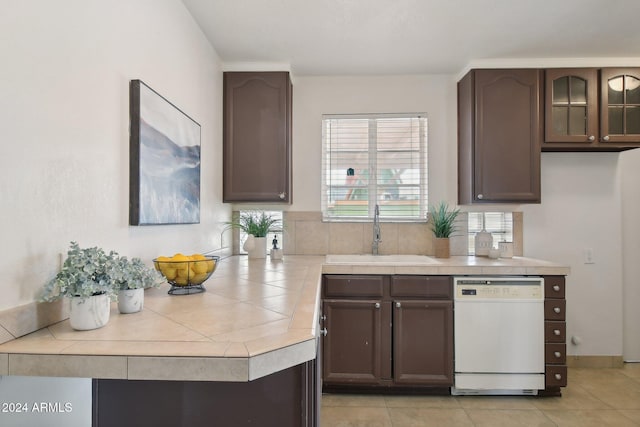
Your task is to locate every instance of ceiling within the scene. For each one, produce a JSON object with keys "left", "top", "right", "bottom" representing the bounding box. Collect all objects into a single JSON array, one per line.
[{"left": 181, "top": 0, "right": 640, "bottom": 76}]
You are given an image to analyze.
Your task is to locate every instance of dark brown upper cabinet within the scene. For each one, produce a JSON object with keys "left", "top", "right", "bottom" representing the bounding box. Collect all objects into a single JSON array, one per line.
[
  {"left": 223, "top": 72, "right": 292, "bottom": 202},
  {"left": 458, "top": 69, "right": 542, "bottom": 205},
  {"left": 543, "top": 67, "right": 640, "bottom": 151}
]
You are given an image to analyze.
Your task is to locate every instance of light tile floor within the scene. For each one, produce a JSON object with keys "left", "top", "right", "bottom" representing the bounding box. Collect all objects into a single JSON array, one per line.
[{"left": 321, "top": 364, "right": 640, "bottom": 426}]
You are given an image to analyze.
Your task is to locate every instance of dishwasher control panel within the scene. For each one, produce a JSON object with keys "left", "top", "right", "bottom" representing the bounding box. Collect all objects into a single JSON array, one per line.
[{"left": 454, "top": 277, "right": 544, "bottom": 300}]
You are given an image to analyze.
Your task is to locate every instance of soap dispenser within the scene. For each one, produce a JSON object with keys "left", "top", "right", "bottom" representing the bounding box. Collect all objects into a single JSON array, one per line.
[{"left": 474, "top": 216, "right": 492, "bottom": 257}]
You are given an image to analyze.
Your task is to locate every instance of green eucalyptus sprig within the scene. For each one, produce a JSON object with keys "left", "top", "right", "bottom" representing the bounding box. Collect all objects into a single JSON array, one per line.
[
  {"left": 109, "top": 256, "right": 164, "bottom": 291},
  {"left": 40, "top": 242, "right": 119, "bottom": 302},
  {"left": 40, "top": 242, "right": 163, "bottom": 302}
]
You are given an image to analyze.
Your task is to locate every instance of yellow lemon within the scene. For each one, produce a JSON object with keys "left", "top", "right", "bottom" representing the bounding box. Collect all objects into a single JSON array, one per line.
[
  {"left": 205, "top": 260, "right": 215, "bottom": 272},
  {"left": 174, "top": 276, "right": 188, "bottom": 286},
  {"left": 190, "top": 273, "right": 209, "bottom": 284},
  {"left": 161, "top": 267, "right": 177, "bottom": 280},
  {"left": 193, "top": 261, "right": 208, "bottom": 274}
]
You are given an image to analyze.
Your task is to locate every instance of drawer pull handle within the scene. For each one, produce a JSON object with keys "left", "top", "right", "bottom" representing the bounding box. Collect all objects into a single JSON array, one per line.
[
  {"left": 555, "top": 373, "right": 562, "bottom": 380},
  {"left": 553, "top": 285, "right": 560, "bottom": 292},
  {"left": 320, "top": 328, "right": 327, "bottom": 336},
  {"left": 375, "top": 302, "right": 381, "bottom": 309},
  {"left": 554, "top": 307, "right": 561, "bottom": 314},
  {"left": 554, "top": 351, "right": 562, "bottom": 358},
  {"left": 554, "top": 329, "right": 561, "bottom": 336}
]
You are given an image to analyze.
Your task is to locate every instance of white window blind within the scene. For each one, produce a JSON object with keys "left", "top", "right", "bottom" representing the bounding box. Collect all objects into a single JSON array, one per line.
[
  {"left": 321, "top": 114, "right": 428, "bottom": 221},
  {"left": 468, "top": 212, "right": 513, "bottom": 254}
]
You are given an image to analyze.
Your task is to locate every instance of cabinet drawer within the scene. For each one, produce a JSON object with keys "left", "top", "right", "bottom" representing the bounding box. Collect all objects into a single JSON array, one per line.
[
  {"left": 544, "top": 321, "right": 566, "bottom": 343},
  {"left": 390, "top": 276, "right": 452, "bottom": 299},
  {"left": 545, "top": 343, "right": 567, "bottom": 364},
  {"left": 544, "top": 276, "right": 565, "bottom": 299},
  {"left": 544, "top": 299, "right": 566, "bottom": 321},
  {"left": 323, "top": 275, "right": 385, "bottom": 298},
  {"left": 545, "top": 365, "right": 568, "bottom": 387}
]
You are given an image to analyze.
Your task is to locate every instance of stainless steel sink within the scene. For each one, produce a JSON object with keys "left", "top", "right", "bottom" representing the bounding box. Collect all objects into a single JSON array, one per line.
[{"left": 325, "top": 254, "right": 440, "bottom": 265}]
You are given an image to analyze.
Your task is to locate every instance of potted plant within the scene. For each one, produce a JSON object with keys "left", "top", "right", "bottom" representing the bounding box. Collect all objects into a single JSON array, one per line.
[
  {"left": 428, "top": 201, "right": 461, "bottom": 258},
  {"left": 226, "top": 211, "right": 281, "bottom": 258},
  {"left": 110, "top": 256, "right": 163, "bottom": 314},
  {"left": 40, "top": 242, "right": 119, "bottom": 330}
]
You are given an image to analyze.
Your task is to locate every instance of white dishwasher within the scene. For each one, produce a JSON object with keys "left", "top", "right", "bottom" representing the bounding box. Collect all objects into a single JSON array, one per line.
[{"left": 452, "top": 276, "right": 545, "bottom": 395}]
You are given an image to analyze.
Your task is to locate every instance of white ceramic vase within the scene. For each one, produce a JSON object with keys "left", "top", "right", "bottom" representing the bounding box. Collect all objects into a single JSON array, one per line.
[
  {"left": 117, "top": 288, "right": 144, "bottom": 314},
  {"left": 70, "top": 293, "right": 110, "bottom": 331},
  {"left": 244, "top": 236, "right": 267, "bottom": 259}
]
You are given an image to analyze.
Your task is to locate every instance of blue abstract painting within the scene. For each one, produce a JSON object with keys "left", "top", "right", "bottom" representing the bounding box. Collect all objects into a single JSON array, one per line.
[{"left": 129, "top": 80, "right": 201, "bottom": 225}]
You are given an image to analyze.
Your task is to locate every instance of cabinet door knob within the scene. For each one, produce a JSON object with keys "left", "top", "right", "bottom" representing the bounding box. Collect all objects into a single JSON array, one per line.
[
  {"left": 395, "top": 302, "right": 401, "bottom": 308},
  {"left": 603, "top": 135, "right": 610, "bottom": 141},
  {"left": 279, "top": 192, "right": 286, "bottom": 199},
  {"left": 375, "top": 302, "right": 381, "bottom": 309},
  {"left": 477, "top": 194, "right": 484, "bottom": 200},
  {"left": 554, "top": 307, "right": 561, "bottom": 314},
  {"left": 554, "top": 329, "right": 561, "bottom": 336},
  {"left": 554, "top": 351, "right": 562, "bottom": 358},
  {"left": 320, "top": 314, "right": 326, "bottom": 321},
  {"left": 555, "top": 373, "right": 562, "bottom": 380},
  {"left": 553, "top": 285, "right": 560, "bottom": 292},
  {"left": 588, "top": 135, "right": 595, "bottom": 141},
  {"left": 320, "top": 328, "right": 327, "bottom": 336}
]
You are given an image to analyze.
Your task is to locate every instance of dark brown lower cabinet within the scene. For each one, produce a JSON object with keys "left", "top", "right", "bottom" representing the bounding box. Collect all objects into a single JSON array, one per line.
[
  {"left": 92, "top": 359, "right": 318, "bottom": 427},
  {"left": 393, "top": 300, "right": 453, "bottom": 385},
  {"left": 322, "top": 299, "right": 391, "bottom": 385},
  {"left": 322, "top": 275, "right": 453, "bottom": 392}
]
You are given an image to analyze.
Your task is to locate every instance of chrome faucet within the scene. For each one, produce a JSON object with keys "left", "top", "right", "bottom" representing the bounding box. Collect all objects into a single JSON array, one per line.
[{"left": 372, "top": 204, "right": 382, "bottom": 255}]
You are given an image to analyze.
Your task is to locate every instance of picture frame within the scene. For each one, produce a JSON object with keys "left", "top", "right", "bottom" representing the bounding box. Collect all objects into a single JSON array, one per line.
[{"left": 129, "top": 80, "right": 201, "bottom": 225}]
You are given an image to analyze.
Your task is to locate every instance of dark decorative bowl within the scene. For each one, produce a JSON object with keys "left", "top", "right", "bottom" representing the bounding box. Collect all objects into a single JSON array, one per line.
[{"left": 153, "top": 255, "right": 219, "bottom": 295}]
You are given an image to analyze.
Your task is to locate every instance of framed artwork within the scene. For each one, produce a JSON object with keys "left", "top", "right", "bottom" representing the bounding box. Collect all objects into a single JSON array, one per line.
[{"left": 129, "top": 80, "right": 201, "bottom": 225}]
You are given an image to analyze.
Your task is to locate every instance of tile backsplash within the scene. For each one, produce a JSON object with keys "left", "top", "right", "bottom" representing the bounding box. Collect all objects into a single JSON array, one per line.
[{"left": 280, "top": 211, "right": 519, "bottom": 256}]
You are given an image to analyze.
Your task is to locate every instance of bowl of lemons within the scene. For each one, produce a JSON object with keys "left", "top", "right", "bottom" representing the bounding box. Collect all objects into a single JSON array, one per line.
[{"left": 153, "top": 253, "right": 219, "bottom": 295}]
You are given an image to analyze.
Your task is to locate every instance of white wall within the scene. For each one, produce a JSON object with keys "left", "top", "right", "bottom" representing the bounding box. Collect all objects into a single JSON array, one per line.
[
  {"left": 621, "top": 148, "right": 640, "bottom": 361},
  {"left": 521, "top": 153, "right": 624, "bottom": 356},
  {"left": 0, "top": 0, "right": 229, "bottom": 311},
  {"left": 291, "top": 75, "right": 458, "bottom": 212}
]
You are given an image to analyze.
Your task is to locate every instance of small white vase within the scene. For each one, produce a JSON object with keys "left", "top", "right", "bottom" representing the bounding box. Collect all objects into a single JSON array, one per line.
[
  {"left": 70, "top": 294, "right": 110, "bottom": 331},
  {"left": 247, "top": 236, "right": 267, "bottom": 258},
  {"left": 243, "top": 235, "right": 255, "bottom": 252},
  {"left": 117, "top": 288, "right": 144, "bottom": 314}
]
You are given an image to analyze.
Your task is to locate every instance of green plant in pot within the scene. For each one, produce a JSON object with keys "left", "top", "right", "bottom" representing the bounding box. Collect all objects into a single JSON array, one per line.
[
  {"left": 41, "top": 241, "right": 120, "bottom": 330},
  {"left": 110, "top": 256, "right": 164, "bottom": 314},
  {"left": 428, "top": 201, "right": 461, "bottom": 258},
  {"left": 226, "top": 211, "right": 281, "bottom": 258}
]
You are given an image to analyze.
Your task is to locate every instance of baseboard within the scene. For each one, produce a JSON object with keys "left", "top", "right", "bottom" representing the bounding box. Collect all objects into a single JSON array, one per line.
[{"left": 566, "top": 355, "right": 624, "bottom": 368}]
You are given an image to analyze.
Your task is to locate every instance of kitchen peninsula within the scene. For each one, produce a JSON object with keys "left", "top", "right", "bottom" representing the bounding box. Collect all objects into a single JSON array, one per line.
[{"left": 0, "top": 255, "right": 569, "bottom": 426}]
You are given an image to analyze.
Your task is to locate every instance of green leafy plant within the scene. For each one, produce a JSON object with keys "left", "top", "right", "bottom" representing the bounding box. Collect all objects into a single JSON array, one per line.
[
  {"left": 110, "top": 256, "right": 164, "bottom": 291},
  {"left": 225, "top": 211, "right": 281, "bottom": 238},
  {"left": 428, "top": 202, "right": 461, "bottom": 238},
  {"left": 40, "top": 242, "right": 120, "bottom": 302}
]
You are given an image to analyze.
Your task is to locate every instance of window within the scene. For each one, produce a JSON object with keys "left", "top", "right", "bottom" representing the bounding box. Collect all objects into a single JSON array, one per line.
[
  {"left": 467, "top": 212, "right": 513, "bottom": 255},
  {"left": 322, "top": 114, "right": 428, "bottom": 221}
]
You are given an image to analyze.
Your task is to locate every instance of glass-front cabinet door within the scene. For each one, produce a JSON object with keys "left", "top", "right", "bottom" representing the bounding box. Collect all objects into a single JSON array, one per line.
[
  {"left": 545, "top": 68, "right": 598, "bottom": 143},
  {"left": 600, "top": 68, "right": 640, "bottom": 143}
]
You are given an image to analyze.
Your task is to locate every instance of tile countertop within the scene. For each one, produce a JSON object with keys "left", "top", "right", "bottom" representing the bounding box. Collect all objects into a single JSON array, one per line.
[{"left": 0, "top": 255, "right": 569, "bottom": 382}]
